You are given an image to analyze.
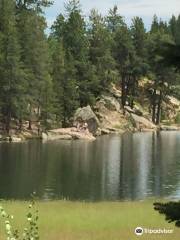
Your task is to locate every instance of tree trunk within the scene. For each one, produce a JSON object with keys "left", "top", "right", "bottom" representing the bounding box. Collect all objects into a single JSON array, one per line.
[
  {"left": 130, "top": 75, "right": 136, "bottom": 109},
  {"left": 28, "top": 120, "right": 32, "bottom": 130},
  {"left": 152, "top": 89, "right": 157, "bottom": 124},
  {"left": 19, "top": 119, "right": 22, "bottom": 131},
  {"left": 156, "top": 90, "right": 162, "bottom": 125},
  {"left": 5, "top": 111, "right": 11, "bottom": 134},
  {"left": 28, "top": 105, "right": 32, "bottom": 130},
  {"left": 121, "top": 74, "right": 126, "bottom": 109}
]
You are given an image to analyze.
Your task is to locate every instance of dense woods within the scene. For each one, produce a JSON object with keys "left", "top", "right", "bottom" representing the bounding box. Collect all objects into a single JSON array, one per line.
[{"left": 0, "top": 0, "right": 180, "bottom": 133}]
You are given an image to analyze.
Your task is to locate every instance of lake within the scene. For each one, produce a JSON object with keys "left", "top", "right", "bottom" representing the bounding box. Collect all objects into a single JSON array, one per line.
[{"left": 0, "top": 131, "right": 180, "bottom": 201}]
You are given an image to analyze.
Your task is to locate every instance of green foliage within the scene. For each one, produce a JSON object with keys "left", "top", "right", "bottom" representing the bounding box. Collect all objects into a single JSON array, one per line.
[
  {"left": 0, "top": 195, "right": 39, "bottom": 240},
  {"left": 16, "top": 0, "right": 53, "bottom": 12},
  {"left": 16, "top": 2, "right": 54, "bottom": 127},
  {"left": 89, "top": 9, "right": 118, "bottom": 92},
  {"left": 154, "top": 201, "right": 180, "bottom": 227},
  {"left": 0, "top": 0, "right": 180, "bottom": 131},
  {"left": 0, "top": 0, "right": 27, "bottom": 131}
]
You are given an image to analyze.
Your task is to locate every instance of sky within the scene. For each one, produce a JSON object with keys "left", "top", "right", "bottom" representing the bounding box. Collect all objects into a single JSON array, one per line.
[{"left": 45, "top": 0, "right": 180, "bottom": 30}]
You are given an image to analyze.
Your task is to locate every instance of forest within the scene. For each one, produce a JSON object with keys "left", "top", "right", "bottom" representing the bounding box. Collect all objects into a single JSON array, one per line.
[{"left": 0, "top": 0, "right": 180, "bottom": 133}]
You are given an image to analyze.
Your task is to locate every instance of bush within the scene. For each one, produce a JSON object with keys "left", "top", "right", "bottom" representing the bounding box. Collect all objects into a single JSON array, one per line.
[
  {"left": 154, "top": 201, "right": 180, "bottom": 227},
  {"left": 0, "top": 194, "right": 39, "bottom": 240}
]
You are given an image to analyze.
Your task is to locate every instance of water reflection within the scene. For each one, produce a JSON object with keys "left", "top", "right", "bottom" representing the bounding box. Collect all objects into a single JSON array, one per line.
[{"left": 0, "top": 131, "right": 180, "bottom": 201}]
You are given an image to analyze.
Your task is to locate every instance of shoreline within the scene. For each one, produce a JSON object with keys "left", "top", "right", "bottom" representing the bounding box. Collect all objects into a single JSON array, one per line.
[{"left": 0, "top": 125, "right": 180, "bottom": 143}]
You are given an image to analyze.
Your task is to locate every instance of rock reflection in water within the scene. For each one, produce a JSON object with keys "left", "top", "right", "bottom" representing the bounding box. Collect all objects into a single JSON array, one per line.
[{"left": 0, "top": 131, "right": 180, "bottom": 201}]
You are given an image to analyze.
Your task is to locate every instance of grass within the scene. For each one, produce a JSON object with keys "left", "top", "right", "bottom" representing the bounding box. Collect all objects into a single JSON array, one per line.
[{"left": 0, "top": 200, "right": 180, "bottom": 240}]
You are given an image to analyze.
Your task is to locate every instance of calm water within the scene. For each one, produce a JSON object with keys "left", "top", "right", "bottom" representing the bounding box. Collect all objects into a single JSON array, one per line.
[{"left": 0, "top": 132, "right": 180, "bottom": 201}]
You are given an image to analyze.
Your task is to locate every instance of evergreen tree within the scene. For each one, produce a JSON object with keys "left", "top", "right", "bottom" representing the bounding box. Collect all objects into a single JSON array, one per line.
[
  {"left": 131, "top": 17, "right": 147, "bottom": 59},
  {"left": 111, "top": 16, "right": 135, "bottom": 107},
  {"left": 151, "top": 15, "right": 159, "bottom": 33},
  {"left": 89, "top": 9, "right": 118, "bottom": 93},
  {"left": 16, "top": 5, "right": 53, "bottom": 129},
  {"left": 130, "top": 17, "right": 148, "bottom": 107},
  {"left": 64, "top": 0, "right": 88, "bottom": 63},
  {"left": 169, "top": 15, "right": 177, "bottom": 41},
  {"left": 51, "top": 41, "right": 79, "bottom": 126},
  {"left": 50, "top": 14, "right": 65, "bottom": 41},
  {"left": 147, "top": 24, "right": 175, "bottom": 124},
  {"left": 0, "top": 0, "right": 26, "bottom": 132},
  {"left": 0, "top": 0, "right": 179, "bottom": 131},
  {"left": 59, "top": 1, "right": 98, "bottom": 106},
  {"left": 16, "top": 0, "right": 53, "bottom": 12},
  {"left": 174, "top": 15, "right": 180, "bottom": 44},
  {"left": 106, "top": 5, "right": 124, "bottom": 33}
]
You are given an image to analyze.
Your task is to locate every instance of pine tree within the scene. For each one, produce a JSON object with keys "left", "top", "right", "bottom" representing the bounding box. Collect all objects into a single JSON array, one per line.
[
  {"left": 169, "top": 15, "right": 177, "bottom": 41},
  {"left": 174, "top": 15, "right": 180, "bottom": 44},
  {"left": 50, "top": 14, "right": 65, "bottom": 41},
  {"left": 64, "top": 0, "right": 88, "bottom": 63},
  {"left": 51, "top": 40, "right": 79, "bottom": 126},
  {"left": 112, "top": 19, "right": 135, "bottom": 107},
  {"left": 0, "top": 0, "right": 26, "bottom": 132},
  {"left": 106, "top": 5, "right": 124, "bottom": 33},
  {"left": 16, "top": 0, "right": 53, "bottom": 12},
  {"left": 147, "top": 24, "right": 174, "bottom": 124},
  {"left": 151, "top": 15, "right": 159, "bottom": 33},
  {"left": 16, "top": 5, "right": 53, "bottom": 129},
  {"left": 130, "top": 17, "right": 148, "bottom": 107},
  {"left": 63, "top": 0, "right": 97, "bottom": 106},
  {"left": 89, "top": 9, "right": 118, "bottom": 93}
]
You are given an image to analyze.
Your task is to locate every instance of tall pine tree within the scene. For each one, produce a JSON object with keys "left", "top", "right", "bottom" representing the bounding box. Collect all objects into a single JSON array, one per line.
[{"left": 0, "top": 0, "right": 26, "bottom": 132}]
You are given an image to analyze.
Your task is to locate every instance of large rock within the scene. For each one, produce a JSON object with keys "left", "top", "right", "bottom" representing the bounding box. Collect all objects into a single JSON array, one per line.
[
  {"left": 160, "top": 125, "right": 180, "bottom": 131},
  {"left": 124, "top": 105, "right": 143, "bottom": 116},
  {"left": 130, "top": 113, "right": 156, "bottom": 131},
  {"left": 42, "top": 127, "right": 95, "bottom": 141},
  {"left": 74, "top": 106, "right": 100, "bottom": 135},
  {"left": 42, "top": 132, "right": 48, "bottom": 140},
  {"left": 10, "top": 136, "right": 22, "bottom": 142},
  {"left": 166, "top": 96, "right": 180, "bottom": 108},
  {"left": 101, "top": 95, "right": 121, "bottom": 112},
  {"left": 42, "top": 132, "right": 73, "bottom": 141},
  {"left": 95, "top": 96, "right": 127, "bottom": 132},
  {"left": 109, "top": 83, "right": 122, "bottom": 98}
]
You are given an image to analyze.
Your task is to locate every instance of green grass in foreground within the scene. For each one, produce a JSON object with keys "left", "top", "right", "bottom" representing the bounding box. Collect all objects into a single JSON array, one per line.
[{"left": 0, "top": 200, "right": 180, "bottom": 240}]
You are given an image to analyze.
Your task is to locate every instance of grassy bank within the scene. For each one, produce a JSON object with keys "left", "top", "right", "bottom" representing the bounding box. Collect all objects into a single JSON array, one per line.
[{"left": 0, "top": 200, "right": 180, "bottom": 240}]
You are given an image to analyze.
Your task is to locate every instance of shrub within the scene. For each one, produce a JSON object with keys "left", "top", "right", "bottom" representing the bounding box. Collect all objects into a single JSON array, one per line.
[
  {"left": 0, "top": 194, "right": 39, "bottom": 240},
  {"left": 154, "top": 201, "right": 180, "bottom": 227}
]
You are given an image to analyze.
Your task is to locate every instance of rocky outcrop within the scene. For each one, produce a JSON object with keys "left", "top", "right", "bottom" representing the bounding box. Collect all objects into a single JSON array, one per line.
[
  {"left": 1, "top": 83, "right": 179, "bottom": 144},
  {"left": 160, "top": 125, "right": 180, "bottom": 131},
  {"left": 130, "top": 113, "right": 156, "bottom": 131},
  {"left": 1, "top": 136, "right": 23, "bottom": 142},
  {"left": 124, "top": 106, "right": 143, "bottom": 116},
  {"left": 42, "top": 132, "right": 73, "bottom": 141},
  {"left": 74, "top": 105, "right": 100, "bottom": 135},
  {"left": 161, "top": 96, "right": 180, "bottom": 121},
  {"left": 42, "top": 127, "right": 95, "bottom": 141},
  {"left": 101, "top": 95, "right": 121, "bottom": 112},
  {"left": 10, "top": 136, "right": 22, "bottom": 142},
  {"left": 109, "top": 83, "right": 122, "bottom": 98},
  {"left": 166, "top": 96, "right": 180, "bottom": 108},
  {"left": 95, "top": 95, "right": 127, "bottom": 133}
]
